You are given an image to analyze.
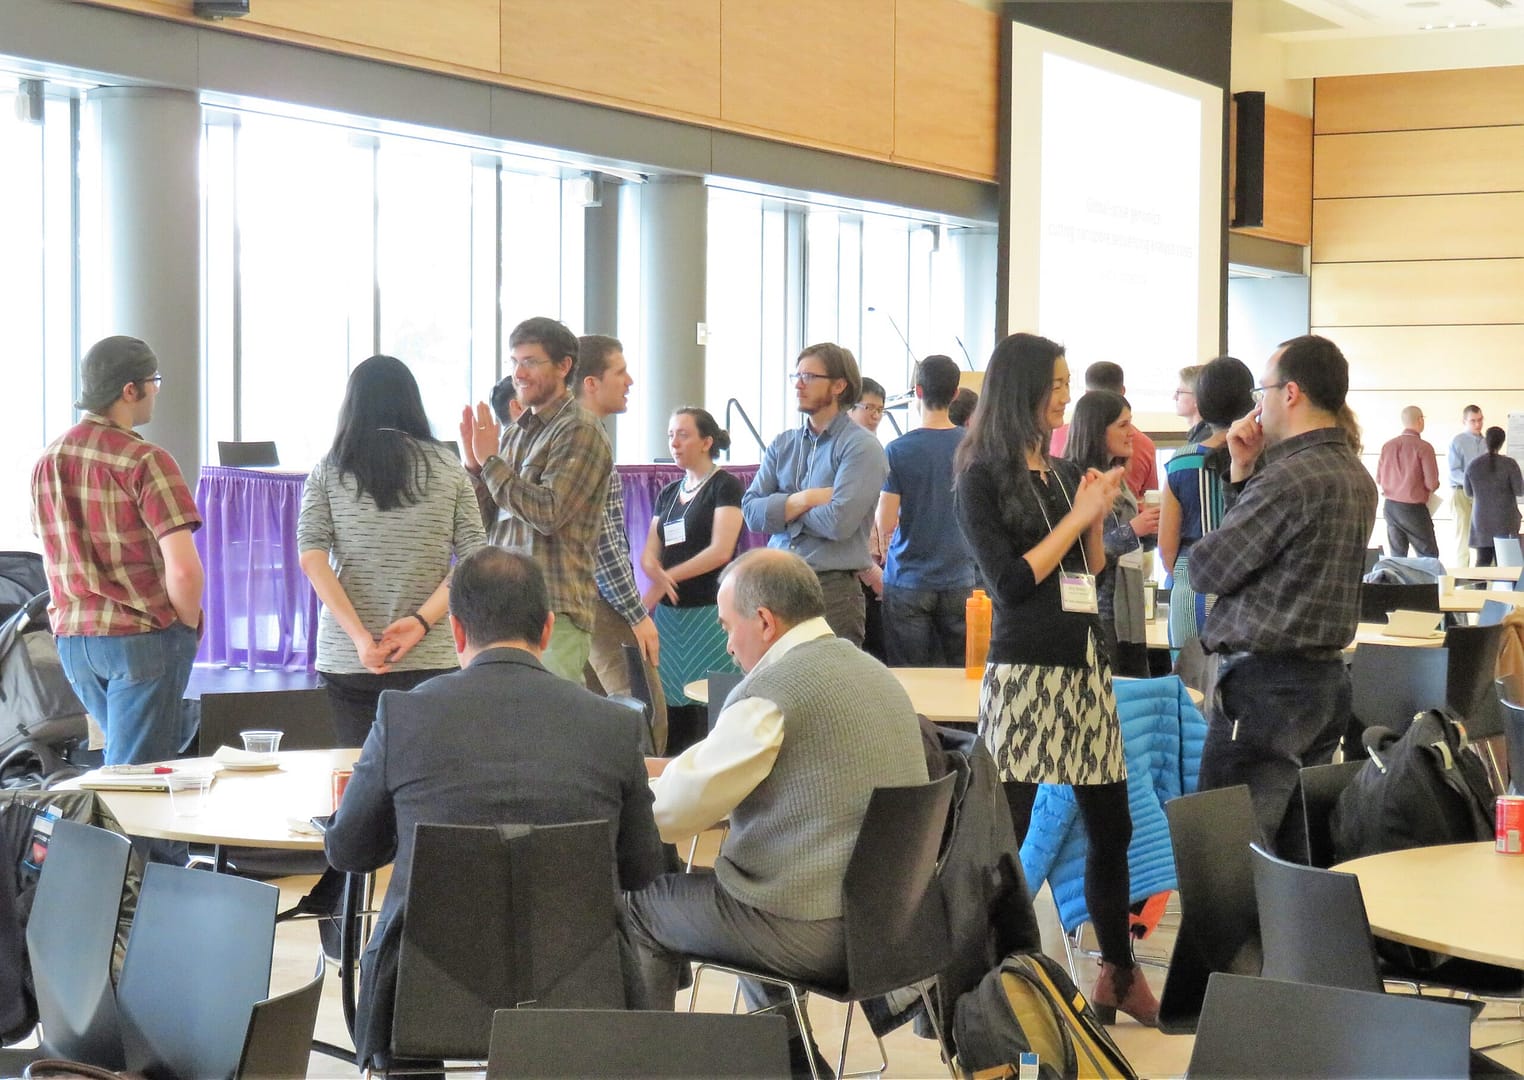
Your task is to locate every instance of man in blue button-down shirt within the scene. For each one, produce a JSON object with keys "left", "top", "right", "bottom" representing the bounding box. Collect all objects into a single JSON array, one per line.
[
  {"left": 1448, "top": 405, "right": 1486, "bottom": 567},
  {"left": 742, "top": 343, "right": 888, "bottom": 646}
]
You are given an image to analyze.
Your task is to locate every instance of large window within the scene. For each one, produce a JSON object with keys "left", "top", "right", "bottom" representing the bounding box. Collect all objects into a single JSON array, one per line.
[{"left": 1, "top": 79, "right": 78, "bottom": 550}]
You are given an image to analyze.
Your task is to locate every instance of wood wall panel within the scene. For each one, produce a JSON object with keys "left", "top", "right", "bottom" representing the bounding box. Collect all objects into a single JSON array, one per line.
[
  {"left": 893, "top": 0, "right": 999, "bottom": 178},
  {"left": 240, "top": 0, "right": 500, "bottom": 72},
  {"left": 719, "top": 0, "right": 896, "bottom": 157},
  {"left": 1315, "top": 66, "right": 1524, "bottom": 135},
  {"left": 499, "top": 0, "right": 720, "bottom": 120},
  {"left": 1315, "top": 127, "right": 1524, "bottom": 199},
  {"left": 1314, "top": 325, "right": 1524, "bottom": 392},
  {"left": 1232, "top": 104, "right": 1311, "bottom": 246},
  {"left": 1313, "top": 193, "right": 1524, "bottom": 263},
  {"left": 1310, "top": 260, "right": 1524, "bottom": 327}
]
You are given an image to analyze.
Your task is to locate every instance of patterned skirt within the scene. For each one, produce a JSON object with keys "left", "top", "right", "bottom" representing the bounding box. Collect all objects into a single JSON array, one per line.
[
  {"left": 653, "top": 603, "right": 739, "bottom": 706},
  {"left": 979, "top": 629, "right": 1126, "bottom": 785}
]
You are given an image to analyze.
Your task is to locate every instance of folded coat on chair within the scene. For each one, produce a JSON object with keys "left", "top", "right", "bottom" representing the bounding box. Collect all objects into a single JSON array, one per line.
[{"left": 1018, "top": 676, "right": 1207, "bottom": 934}]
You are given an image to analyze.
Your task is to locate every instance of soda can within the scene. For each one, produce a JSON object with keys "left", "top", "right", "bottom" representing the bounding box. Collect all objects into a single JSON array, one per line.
[
  {"left": 1498, "top": 794, "right": 1524, "bottom": 854},
  {"left": 332, "top": 768, "right": 354, "bottom": 812}
]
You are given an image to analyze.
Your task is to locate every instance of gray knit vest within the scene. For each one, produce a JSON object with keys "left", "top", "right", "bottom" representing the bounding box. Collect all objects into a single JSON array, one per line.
[{"left": 715, "top": 636, "right": 929, "bottom": 921}]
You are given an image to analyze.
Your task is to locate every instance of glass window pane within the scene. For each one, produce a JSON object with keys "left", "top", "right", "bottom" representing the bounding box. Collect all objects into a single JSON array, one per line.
[{"left": 0, "top": 84, "right": 46, "bottom": 549}]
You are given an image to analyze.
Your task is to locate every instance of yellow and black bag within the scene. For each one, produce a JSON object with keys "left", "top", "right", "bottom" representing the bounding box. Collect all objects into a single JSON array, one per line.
[{"left": 953, "top": 952, "right": 1137, "bottom": 1080}]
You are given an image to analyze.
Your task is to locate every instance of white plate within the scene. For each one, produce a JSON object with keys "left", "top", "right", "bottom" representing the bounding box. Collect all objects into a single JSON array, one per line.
[{"left": 217, "top": 758, "right": 281, "bottom": 772}]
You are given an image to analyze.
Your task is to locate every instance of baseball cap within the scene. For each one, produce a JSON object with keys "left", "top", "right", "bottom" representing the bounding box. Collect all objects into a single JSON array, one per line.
[{"left": 75, "top": 336, "right": 159, "bottom": 413}]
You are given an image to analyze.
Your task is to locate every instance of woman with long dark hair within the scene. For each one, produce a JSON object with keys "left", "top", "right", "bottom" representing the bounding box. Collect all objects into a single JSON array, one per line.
[
  {"left": 298, "top": 355, "right": 486, "bottom": 745},
  {"left": 954, "top": 333, "right": 1158, "bottom": 1025},
  {"left": 1064, "top": 390, "right": 1159, "bottom": 676},
  {"left": 1464, "top": 426, "right": 1524, "bottom": 566}
]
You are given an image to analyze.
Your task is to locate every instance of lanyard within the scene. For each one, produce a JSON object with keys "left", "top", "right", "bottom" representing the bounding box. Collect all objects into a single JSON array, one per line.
[
  {"left": 1031, "top": 468, "right": 1093, "bottom": 578},
  {"left": 665, "top": 469, "right": 715, "bottom": 526}
]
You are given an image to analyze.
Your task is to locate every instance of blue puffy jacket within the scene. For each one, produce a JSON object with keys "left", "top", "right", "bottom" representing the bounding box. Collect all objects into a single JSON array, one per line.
[{"left": 1018, "top": 676, "right": 1207, "bottom": 933}]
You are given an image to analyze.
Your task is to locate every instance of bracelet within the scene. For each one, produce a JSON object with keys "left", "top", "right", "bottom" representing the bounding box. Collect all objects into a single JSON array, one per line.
[{"left": 411, "top": 613, "right": 430, "bottom": 633}]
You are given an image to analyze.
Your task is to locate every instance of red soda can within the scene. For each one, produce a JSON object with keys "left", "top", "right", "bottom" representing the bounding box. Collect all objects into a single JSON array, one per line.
[
  {"left": 332, "top": 768, "right": 354, "bottom": 811},
  {"left": 1498, "top": 795, "right": 1524, "bottom": 854}
]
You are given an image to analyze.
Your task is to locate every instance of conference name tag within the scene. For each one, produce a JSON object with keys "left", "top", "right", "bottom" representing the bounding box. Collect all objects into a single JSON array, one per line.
[
  {"left": 663, "top": 519, "right": 688, "bottom": 546},
  {"left": 1059, "top": 572, "right": 1099, "bottom": 614}
]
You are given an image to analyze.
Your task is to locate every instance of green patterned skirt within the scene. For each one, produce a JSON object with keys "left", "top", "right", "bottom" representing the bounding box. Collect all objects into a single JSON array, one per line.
[{"left": 653, "top": 603, "right": 739, "bottom": 706}]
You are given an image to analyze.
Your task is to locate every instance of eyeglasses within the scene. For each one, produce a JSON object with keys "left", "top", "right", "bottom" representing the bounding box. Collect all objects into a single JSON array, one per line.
[
  {"left": 852, "top": 403, "right": 885, "bottom": 418},
  {"left": 511, "top": 355, "right": 557, "bottom": 371},
  {"left": 791, "top": 372, "right": 833, "bottom": 386},
  {"left": 140, "top": 374, "right": 163, "bottom": 387},
  {"left": 1173, "top": 388, "right": 1194, "bottom": 399},
  {"left": 1252, "top": 381, "right": 1290, "bottom": 403}
]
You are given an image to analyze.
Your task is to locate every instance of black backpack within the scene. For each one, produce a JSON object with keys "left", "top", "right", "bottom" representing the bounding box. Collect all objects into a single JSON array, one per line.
[{"left": 1330, "top": 706, "right": 1495, "bottom": 865}]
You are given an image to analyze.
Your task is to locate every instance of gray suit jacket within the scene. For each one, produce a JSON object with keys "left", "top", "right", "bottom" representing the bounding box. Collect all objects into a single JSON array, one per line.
[{"left": 324, "top": 646, "right": 663, "bottom": 1066}]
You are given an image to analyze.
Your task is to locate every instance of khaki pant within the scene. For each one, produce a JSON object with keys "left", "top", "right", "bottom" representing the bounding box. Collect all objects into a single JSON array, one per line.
[
  {"left": 541, "top": 616, "right": 592, "bottom": 684},
  {"left": 585, "top": 594, "right": 667, "bottom": 754},
  {"left": 1453, "top": 487, "right": 1474, "bottom": 568}
]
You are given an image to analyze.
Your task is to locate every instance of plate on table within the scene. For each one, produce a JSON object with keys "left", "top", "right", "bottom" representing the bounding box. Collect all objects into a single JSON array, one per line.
[{"left": 212, "top": 746, "right": 282, "bottom": 771}]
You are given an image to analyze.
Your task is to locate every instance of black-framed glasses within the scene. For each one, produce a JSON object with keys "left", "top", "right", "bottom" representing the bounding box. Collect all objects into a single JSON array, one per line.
[
  {"left": 1252, "top": 381, "right": 1289, "bottom": 403},
  {"left": 790, "top": 372, "right": 833, "bottom": 385},
  {"left": 140, "top": 374, "right": 163, "bottom": 387},
  {"left": 1173, "top": 388, "right": 1194, "bottom": 399}
]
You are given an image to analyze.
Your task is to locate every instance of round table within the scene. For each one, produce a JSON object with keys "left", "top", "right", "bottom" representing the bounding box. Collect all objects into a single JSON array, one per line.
[
  {"left": 683, "top": 668, "right": 1201, "bottom": 723},
  {"left": 1334, "top": 841, "right": 1524, "bottom": 970}
]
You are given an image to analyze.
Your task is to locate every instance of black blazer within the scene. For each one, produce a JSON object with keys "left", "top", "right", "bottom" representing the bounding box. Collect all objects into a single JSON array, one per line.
[{"left": 324, "top": 646, "right": 664, "bottom": 1066}]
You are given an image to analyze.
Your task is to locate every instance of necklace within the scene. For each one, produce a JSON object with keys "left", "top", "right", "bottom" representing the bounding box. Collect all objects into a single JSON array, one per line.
[{"left": 680, "top": 466, "right": 715, "bottom": 496}]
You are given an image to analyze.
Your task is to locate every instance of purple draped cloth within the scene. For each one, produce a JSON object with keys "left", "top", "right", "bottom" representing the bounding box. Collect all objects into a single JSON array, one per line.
[{"left": 193, "top": 463, "right": 767, "bottom": 672}]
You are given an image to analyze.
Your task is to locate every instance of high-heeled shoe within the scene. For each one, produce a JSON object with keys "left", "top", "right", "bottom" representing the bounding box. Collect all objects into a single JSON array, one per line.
[{"left": 1090, "top": 960, "right": 1159, "bottom": 1027}]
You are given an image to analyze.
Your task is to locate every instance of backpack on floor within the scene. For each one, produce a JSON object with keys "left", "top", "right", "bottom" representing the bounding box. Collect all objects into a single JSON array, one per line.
[
  {"left": 1330, "top": 706, "right": 1495, "bottom": 865},
  {"left": 953, "top": 951, "right": 1138, "bottom": 1080}
]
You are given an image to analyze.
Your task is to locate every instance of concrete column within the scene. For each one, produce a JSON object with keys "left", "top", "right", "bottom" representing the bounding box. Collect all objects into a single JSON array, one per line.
[
  {"left": 584, "top": 180, "right": 621, "bottom": 449},
  {"left": 88, "top": 86, "right": 202, "bottom": 476},
  {"left": 637, "top": 175, "right": 706, "bottom": 462}
]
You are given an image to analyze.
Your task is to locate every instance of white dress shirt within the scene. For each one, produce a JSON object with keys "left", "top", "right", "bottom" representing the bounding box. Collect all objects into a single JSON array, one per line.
[{"left": 650, "top": 616, "right": 834, "bottom": 843}]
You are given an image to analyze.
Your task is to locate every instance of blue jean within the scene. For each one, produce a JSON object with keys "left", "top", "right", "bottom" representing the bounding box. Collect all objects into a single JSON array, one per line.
[
  {"left": 1197, "top": 652, "right": 1349, "bottom": 851},
  {"left": 57, "top": 624, "right": 200, "bottom": 766},
  {"left": 882, "top": 584, "right": 971, "bottom": 667}
]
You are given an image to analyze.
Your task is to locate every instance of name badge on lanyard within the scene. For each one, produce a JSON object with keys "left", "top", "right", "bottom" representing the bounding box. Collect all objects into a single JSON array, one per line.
[
  {"left": 1059, "top": 572, "right": 1099, "bottom": 614},
  {"left": 663, "top": 519, "right": 687, "bottom": 546}
]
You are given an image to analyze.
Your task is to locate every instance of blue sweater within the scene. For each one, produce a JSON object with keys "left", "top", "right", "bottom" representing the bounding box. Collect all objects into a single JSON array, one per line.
[{"left": 1018, "top": 676, "right": 1207, "bottom": 933}]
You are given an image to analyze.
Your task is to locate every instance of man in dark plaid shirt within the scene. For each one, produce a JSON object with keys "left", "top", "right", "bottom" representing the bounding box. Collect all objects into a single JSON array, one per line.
[{"left": 1188, "top": 335, "right": 1378, "bottom": 850}]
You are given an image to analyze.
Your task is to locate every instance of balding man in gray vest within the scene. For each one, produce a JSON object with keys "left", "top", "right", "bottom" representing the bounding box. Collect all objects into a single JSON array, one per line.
[{"left": 621, "top": 548, "right": 927, "bottom": 1077}]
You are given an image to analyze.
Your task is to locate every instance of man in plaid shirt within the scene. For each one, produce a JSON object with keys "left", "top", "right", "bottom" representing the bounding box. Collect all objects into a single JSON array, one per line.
[
  {"left": 31, "top": 336, "right": 204, "bottom": 766},
  {"left": 463, "top": 317, "right": 611, "bottom": 683},
  {"left": 1188, "top": 335, "right": 1378, "bottom": 850}
]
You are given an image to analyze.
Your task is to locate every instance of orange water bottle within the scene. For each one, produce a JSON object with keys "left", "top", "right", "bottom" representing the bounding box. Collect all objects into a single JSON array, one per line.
[{"left": 965, "top": 589, "right": 992, "bottom": 678}]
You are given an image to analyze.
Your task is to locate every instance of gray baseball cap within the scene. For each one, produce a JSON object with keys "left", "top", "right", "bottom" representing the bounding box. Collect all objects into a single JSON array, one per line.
[{"left": 75, "top": 336, "right": 159, "bottom": 413}]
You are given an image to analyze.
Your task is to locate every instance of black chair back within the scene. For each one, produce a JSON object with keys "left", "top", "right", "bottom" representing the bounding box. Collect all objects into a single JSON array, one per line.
[
  {"left": 1358, "top": 582, "right": 1440, "bottom": 623},
  {"left": 27, "top": 819, "right": 131, "bottom": 1065},
  {"left": 1501, "top": 694, "right": 1524, "bottom": 795},
  {"left": 1157, "top": 785, "right": 1262, "bottom": 1034},
  {"left": 1442, "top": 623, "right": 1506, "bottom": 738},
  {"left": 485, "top": 1009, "right": 791, "bottom": 1079},
  {"left": 840, "top": 773, "right": 955, "bottom": 999},
  {"left": 1362, "top": 547, "right": 1382, "bottom": 577},
  {"left": 1281, "top": 760, "right": 1365, "bottom": 868},
  {"left": 236, "top": 953, "right": 325, "bottom": 1079},
  {"left": 217, "top": 441, "right": 280, "bottom": 468},
  {"left": 1186, "top": 973, "right": 1469, "bottom": 1079},
  {"left": 1348, "top": 642, "right": 1448, "bottom": 734},
  {"left": 706, "top": 670, "right": 744, "bottom": 732},
  {"left": 197, "top": 688, "right": 338, "bottom": 756},
  {"left": 1249, "top": 844, "right": 1383, "bottom": 994},
  {"left": 619, "top": 644, "right": 658, "bottom": 752},
  {"left": 392, "top": 820, "right": 625, "bottom": 1062},
  {"left": 117, "top": 864, "right": 279, "bottom": 1080}
]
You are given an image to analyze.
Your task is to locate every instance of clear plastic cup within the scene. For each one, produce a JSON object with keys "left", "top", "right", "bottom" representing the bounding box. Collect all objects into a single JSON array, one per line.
[
  {"left": 239, "top": 730, "right": 283, "bottom": 755},
  {"left": 166, "top": 773, "right": 211, "bottom": 817}
]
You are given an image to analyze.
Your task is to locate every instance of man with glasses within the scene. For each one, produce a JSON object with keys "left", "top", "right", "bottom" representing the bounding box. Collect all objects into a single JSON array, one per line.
[
  {"left": 31, "top": 335, "right": 203, "bottom": 769},
  {"left": 1448, "top": 405, "right": 1486, "bottom": 567},
  {"left": 742, "top": 344, "right": 888, "bottom": 646},
  {"left": 462, "top": 316, "right": 612, "bottom": 682},
  {"left": 1186, "top": 335, "right": 1378, "bottom": 850}
]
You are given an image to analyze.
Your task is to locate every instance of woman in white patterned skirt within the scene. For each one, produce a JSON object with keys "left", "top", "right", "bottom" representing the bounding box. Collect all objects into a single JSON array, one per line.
[
  {"left": 640, "top": 408, "right": 745, "bottom": 708},
  {"left": 953, "top": 332, "right": 1158, "bottom": 1026}
]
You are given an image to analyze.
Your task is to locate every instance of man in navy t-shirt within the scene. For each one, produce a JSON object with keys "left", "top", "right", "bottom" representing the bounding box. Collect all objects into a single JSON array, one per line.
[{"left": 874, "top": 354, "right": 976, "bottom": 666}]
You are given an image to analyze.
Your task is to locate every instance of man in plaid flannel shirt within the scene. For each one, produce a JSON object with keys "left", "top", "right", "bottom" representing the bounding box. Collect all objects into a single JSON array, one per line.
[{"left": 31, "top": 336, "right": 204, "bottom": 766}]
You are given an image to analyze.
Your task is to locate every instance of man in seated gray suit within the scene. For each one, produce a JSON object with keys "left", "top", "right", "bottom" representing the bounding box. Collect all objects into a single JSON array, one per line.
[
  {"left": 325, "top": 547, "right": 665, "bottom": 1071},
  {"left": 621, "top": 548, "right": 928, "bottom": 1078}
]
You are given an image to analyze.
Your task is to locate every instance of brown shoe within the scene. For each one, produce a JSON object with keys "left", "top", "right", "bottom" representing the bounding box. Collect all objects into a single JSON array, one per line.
[{"left": 1090, "top": 960, "right": 1160, "bottom": 1027}]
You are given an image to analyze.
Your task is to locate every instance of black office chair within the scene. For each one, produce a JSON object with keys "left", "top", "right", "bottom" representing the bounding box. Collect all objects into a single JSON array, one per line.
[
  {"left": 486, "top": 1009, "right": 791, "bottom": 1079},
  {"left": 1348, "top": 642, "right": 1449, "bottom": 735},
  {"left": 1156, "top": 785, "right": 1262, "bottom": 1035},
  {"left": 387, "top": 821, "right": 625, "bottom": 1068},
  {"left": 196, "top": 688, "right": 339, "bottom": 756},
  {"left": 687, "top": 775, "right": 958, "bottom": 1080},
  {"left": 235, "top": 952, "right": 326, "bottom": 1079},
  {"left": 0, "top": 820, "right": 132, "bottom": 1073},
  {"left": 1186, "top": 972, "right": 1470, "bottom": 1079},
  {"left": 1358, "top": 582, "right": 1441, "bottom": 623},
  {"left": 117, "top": 864, "right": 280, "bottom": 1080},
  {"left": 217, "top": 440, "right": 280, "bottom": 468},
  {"left": 619, "top": 643, "right": 659, "bottom": 754},
  {"left": 705, "top": 669, "right": 744, "bottom": 732},
  {"left": 1443, "top": 623, "right": 1506, "bottom": 739},
  {"left": 1278, "top": 759, "right": 1365, "bottom": 867},
  {"left": 1362, "top": 547, "right": 1383, "bottom": 577}
]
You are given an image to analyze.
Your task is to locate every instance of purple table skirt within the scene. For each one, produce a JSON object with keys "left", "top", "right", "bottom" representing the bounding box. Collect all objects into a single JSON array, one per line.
[{"left": 194, "top": 463, "right": 765, "bottom": 672}]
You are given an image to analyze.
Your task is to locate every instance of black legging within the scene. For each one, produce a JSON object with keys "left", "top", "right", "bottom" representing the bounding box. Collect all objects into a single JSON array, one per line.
[{"left": 1004, "top": 778, "right": 1135, "bottom": 968}]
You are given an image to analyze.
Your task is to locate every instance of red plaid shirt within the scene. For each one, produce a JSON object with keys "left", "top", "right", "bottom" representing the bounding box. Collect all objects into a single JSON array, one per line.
[{"left": 30, "top": 416, "right": 201, "bottom": 636}]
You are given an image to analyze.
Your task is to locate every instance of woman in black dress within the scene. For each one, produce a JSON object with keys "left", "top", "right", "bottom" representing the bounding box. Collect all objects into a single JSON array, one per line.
[{"left": 954, "top": 333, "right": 1157, "bottom": 1025}]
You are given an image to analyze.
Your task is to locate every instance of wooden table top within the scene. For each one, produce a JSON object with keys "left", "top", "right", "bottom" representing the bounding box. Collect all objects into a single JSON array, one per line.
[
  {"left": 1334, "top": 841, "right": 1524, "bottom": 970},
  {"left": 60, "top": 748, "right": 359, "bottom": 848},
  {"left": 1448, "top": 565, "right": 1524, "bottom": 583},
  {"left": 1350, "top": 622, "right": 1448, "bottom": 649}
]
